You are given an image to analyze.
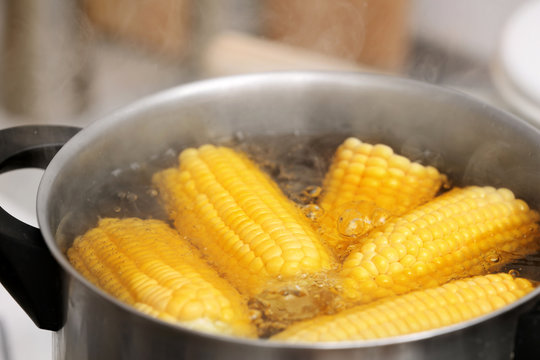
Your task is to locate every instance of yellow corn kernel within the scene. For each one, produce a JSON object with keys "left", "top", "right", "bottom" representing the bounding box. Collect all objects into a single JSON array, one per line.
[
  {"left": 67, "top": 218, "right": 255, "bottom": 337},
  {"left": 316, "top": 137, "right": 446, "bottom": 255},
  {"left": 272, "top": 273, "right": 534, "bottom": 342},
  {"left": 152, "top": 145, "right": 334, "bottom": 296},
  {"left": 341, "top": 186, "right": 540, "bottom": 302},
  {"left": 320, "top": 137, "right": 445, "bottom": 215}
]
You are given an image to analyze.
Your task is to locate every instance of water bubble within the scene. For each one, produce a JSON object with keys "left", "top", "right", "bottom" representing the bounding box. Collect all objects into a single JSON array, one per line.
[
  {"left": 130, "top": 162, "right": 141, "bottom": 171},
  {"left": 371, "top": 208, "right": 390, "bottom": 228},
  {"left": 117, "top": 191, "right": 127, "bottom": 200},
  {"left": 126, "top": 192, "right": 138, "bottom": 202},
  {"left": 113, "top": 206, "right": 122, "bottom": 213},
  {"left": 146, "top": 188, "right": 158, "bottom": 197},
  {"left": 336, "top": 201, "right": 391, "bottom": 237},
  {"left": 298, "top": 185, "right": 323, "bottom": 204},
  {"left": 508, "top": 269, "right": 520, "bottom": 277},
  {"left": 337, "top": 209, "right": 368, "bottom": 237},
  {"left": 487, "top": 253, "right": 501, "bottom": 263},
  {"left": 303, "top": 204, "right": 324, "bottom": 220},
  {"left": 164, "top": 148, "right": 176, "bottom": 157},
  {"left": 303, "top": 185, "right": 322, "bottom": 198}
]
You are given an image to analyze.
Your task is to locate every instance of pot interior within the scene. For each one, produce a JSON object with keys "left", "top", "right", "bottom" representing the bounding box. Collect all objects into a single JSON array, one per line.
[{"left": 38, "top": 72, "right": 540, "bottom": 338}]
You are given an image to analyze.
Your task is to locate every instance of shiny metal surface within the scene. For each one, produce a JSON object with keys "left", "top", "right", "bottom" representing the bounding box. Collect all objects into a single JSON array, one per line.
[{"left": 36, "top": 72, "right": 540, "bottom": 359}]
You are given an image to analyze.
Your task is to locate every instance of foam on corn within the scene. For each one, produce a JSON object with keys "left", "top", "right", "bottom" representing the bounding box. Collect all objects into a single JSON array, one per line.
[
  {"left": 316, "top": 137, "right": 446, "bottom": 254},
  {"left": 67, "top": 217, "right": 256, "bottom": 337},
  {"left": 272, "top": 273, "right": 535, "bottom": 342},
  {"left": 340, "top": 186, "right": 540, "bottom": 302},
  {"left": 152, "top": 145, "right": 334, "bottom": 296}
]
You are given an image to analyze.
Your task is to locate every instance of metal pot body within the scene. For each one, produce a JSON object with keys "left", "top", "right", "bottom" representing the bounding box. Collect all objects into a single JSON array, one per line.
[{"left": 31, "top": 73, "right": 540, "bottom": 359}]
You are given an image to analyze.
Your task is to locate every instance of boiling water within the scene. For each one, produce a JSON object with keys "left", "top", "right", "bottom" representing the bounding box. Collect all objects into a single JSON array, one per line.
[
  {"left": 67, "top": 133, "right": 346, "bottom": 235},
  {"left": 64, "top": 133, "right": 540, "bottom": 337}
]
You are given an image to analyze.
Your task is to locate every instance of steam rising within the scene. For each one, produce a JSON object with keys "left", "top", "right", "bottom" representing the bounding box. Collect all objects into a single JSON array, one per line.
[
  {"left": 264, "top": 0, "right": 411, "bottom": 71},
  {"left": 264, "top": 0, "right": 366, "bottom": 63},
  {"left": 463, "top": 141, "right": 513, "bottom": 187}
]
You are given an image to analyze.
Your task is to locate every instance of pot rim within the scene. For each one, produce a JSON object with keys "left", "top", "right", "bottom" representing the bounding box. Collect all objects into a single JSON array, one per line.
[{"left": 36, "top": 71, "right": 540, "bottom": 348}]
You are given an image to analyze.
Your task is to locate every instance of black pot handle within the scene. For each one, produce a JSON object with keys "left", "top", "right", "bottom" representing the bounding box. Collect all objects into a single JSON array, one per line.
[{"left": 0, "top": 125, "right": 81, "bottom": 331}]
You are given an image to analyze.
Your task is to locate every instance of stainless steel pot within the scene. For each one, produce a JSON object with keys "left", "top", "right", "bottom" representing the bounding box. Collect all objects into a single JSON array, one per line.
[{"left": 1, "top": 72, "right": 539, "bottom": 359}]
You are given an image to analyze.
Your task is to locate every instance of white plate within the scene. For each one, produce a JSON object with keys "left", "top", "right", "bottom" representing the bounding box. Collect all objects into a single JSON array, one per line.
[{"left": 493, "top": 0, "right": 540, "bottom": 125}]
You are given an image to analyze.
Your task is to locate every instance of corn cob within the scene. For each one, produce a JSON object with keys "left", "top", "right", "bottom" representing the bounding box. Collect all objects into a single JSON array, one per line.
[
  {"left": 272, "top": 273, "right": 535, "bottom": 342},
  {"left": 67, "top": 217, "right": 256, "bottom": 337},
  {"left": 315, "top": 137, "right": 446, "bottom": 254},
  {"left": 319, "top": 137, "right": 445, "bottom": 214},
  {"left": 340, "top": 186, "right": 540, "bottom": 303},
  {"left": 152, "top": 145, "right": 334, "bottom": 296}
]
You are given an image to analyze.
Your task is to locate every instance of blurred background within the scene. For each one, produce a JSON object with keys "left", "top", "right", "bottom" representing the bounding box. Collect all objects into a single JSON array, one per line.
[{"left": 0, "top": 1, "right": 539, "bottom": 359}]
